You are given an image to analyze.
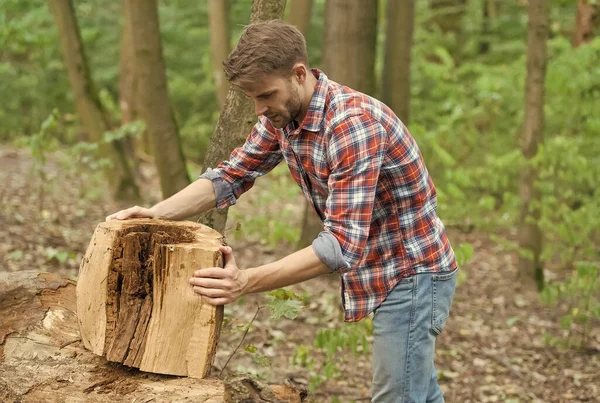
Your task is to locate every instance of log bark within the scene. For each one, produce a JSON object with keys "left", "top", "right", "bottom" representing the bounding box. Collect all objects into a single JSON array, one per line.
[
  {"left": 77, "top": 219, "right": 225, "bottom": 378},
  {"left": 0, "top": 270, "right": 307, "bottom": 402},
  {"left": 200, "top": 0, "right": 287, "bottom": 234}
]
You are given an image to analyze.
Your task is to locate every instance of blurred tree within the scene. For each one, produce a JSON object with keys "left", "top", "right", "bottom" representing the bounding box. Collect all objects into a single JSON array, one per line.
[
  {"left": 118, "top": 0, "right": 144, "bottom": 170},
  {"left": 322, "top": 0, "right": 378, "bottom": 95},
  {"left": 382, "top": 0, "right": 415, "bottom": 123},
  {"left": 573, "top": 0, "right": 598, "bottom": 47},
  {"left": 128, "top": 0, "right": 191, "bottom": 198},
  {"left": 209, "top": 0, "right": 231, "bottom": 109},
  {"left": 49, "top": 0, "right": 140, "bottom": 201},
  {"left": 200, "top": 0, "right": 287, "bottom": 233},
  {"left": 288, "top": 0, "right": 313, "bottom": 36},
  {"left": 519, "top": 0, "right": 549, "bottom": 290}
]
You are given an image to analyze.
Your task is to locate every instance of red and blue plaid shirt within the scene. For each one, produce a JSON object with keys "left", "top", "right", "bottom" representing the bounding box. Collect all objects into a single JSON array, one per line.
[{"left": 201, "top": 70, "right": 457, "bottom": 322}]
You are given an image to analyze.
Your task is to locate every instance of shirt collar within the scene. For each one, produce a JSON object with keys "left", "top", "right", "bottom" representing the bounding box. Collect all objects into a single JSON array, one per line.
[{"left": 298, "top": 69, "right": 328, "bottom": 133}]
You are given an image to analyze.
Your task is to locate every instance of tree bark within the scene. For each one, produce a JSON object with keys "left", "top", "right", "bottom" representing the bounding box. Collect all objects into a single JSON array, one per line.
[
  {"left": 49, "top": 0, "right": 140, "bottom": 201},
  {"left": 288, "top": 0, "right": 313, "bottom": 36},
  {"left": 128, "top": 0, "right": 191, "bottom": 199},
  {"left": 519, "top": 0, "right": 549, "bottom": 290},
  {"left": 200, "top": 0, "right": 287, "bottom": 234},
  {"left": 322, "top": 0, "right": 378, "bottom": 96},
  {"left": 382, "top": 0, "right": 415, "bottom": 123},
  {"left": 572, "top": 0, "right": 598, "bottom": 47},
  {"left": 209, "top": 0, "right": 231, "bottom": 109},
  {"left": 77, "top": 219, "right": 224, "bottom": 378},
  {"left": 118, "top": 0, "right": 145, "bottom": 170}
]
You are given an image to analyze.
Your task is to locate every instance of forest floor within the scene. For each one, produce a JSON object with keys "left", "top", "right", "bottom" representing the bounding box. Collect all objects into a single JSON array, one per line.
[{"left": 1, "top": 146, "right": 599, "bottom": 403}]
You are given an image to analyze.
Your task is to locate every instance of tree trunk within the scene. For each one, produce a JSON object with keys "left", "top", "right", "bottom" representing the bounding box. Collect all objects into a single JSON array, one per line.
[
  {"left": 128, "top": 0, "right": 191, "bottom": 199},
  {"left": 118, "top": 0, "right": 146, "bottom": 171},
  {"left": 209, "top": 0, "right": 231, "bottom": 110},
  {"left": 572, "top": 0, "right": 598, "bottom": 47},
  {"left": 519, "top": 0, "right": 549, "bottom": 291},
  {"left": 0, "top": 270, "right": 305, "bottom": 402},
  {"left": 77, "top": 219, "right": 224, "bottom": 378},
  {"left": 382, "top": 0, "right": 415, "bottom": 123},
  {"left": 322, "top": 0, "right": 378, "bottom": 96},
  {"left": 200, "top": 0, "right": 287, "bottom": 234},
  {"left": 49, "top": 0, "right": 140, "bottom": 201},
  {"left": 288, "top": 0, "right": 313, "bottom": 36}
]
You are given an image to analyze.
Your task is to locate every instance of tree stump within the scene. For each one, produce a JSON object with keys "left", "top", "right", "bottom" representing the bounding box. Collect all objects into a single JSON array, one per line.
[{"left": 77, "top": 219, "right": 225, "bottom": 378}]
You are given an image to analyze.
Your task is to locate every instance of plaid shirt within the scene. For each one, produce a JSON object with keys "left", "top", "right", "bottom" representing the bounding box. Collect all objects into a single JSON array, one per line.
[{"left": 201, "top": 70, "right": 457, "bottom": 322}]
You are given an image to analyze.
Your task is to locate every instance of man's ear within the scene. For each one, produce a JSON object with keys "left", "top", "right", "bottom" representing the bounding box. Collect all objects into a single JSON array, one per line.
[{"left": 292, "top": 63, "right": 307, "bottom": 84}]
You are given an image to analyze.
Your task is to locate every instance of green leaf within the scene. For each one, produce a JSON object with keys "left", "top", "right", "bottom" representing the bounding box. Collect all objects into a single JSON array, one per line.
[{"left": 266, "top": 298, "right": 303, "bottom": 320}]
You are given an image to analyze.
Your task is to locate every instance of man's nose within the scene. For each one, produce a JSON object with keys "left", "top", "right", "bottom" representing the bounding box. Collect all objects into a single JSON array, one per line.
[{"left": 254, "top": 100, "right": 267, "bottom": 117}]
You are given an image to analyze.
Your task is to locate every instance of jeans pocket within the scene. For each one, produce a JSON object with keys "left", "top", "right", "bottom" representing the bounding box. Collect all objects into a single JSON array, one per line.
[{"left": 431, "top": 269, "right": 458, "bottom": 336}]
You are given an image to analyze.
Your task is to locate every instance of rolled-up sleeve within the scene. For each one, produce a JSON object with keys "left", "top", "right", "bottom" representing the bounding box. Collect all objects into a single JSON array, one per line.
[
  {"left": 316, "top": 115, "right": 388, "bottom": 273},
  {"left": 199, "top": 117, "right": 283, "bottom": 210}
]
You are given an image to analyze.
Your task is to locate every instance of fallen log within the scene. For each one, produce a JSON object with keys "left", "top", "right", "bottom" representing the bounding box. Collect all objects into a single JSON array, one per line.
[{"left": 0, "top": 270, "right": 225, "bottom": 402}]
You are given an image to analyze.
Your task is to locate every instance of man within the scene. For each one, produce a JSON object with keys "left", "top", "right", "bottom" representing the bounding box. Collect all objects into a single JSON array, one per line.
[{"left": 107, "top": 20, "right": 457, "bottom": 403}]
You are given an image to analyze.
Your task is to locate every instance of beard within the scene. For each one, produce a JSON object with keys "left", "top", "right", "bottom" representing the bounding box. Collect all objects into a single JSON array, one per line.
[{"left": 269, "top": 83, "right": 302, "bottom": 129}]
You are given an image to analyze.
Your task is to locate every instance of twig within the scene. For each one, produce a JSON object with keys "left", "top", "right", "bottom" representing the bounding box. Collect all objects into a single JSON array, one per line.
[
  {"left": 219, "top": 304, "right": 263, "bottom": 377},
  {"left": 83, "top": 375, "right": 118, "bottom": 393},
  {"left": 59, "top": 337, "right": 81, "bottom": 349}
]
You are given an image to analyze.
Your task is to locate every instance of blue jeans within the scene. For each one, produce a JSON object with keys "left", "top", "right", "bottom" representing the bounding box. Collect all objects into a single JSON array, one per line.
[{"left": 371, "top": 269, "right": 458, "bottom": 403}]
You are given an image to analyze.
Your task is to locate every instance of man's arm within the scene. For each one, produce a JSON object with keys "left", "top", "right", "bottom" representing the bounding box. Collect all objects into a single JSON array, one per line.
[
  {"left": 105, "top": 178, "right": 216, "bottom": 221},
  {"left": 189, "top": 245, "right": 329, "bottom": 305}
]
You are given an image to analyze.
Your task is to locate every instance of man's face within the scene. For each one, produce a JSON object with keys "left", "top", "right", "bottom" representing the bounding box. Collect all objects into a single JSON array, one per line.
[{"left": 241, "top": 74, "right": 302, "bottom": 129}]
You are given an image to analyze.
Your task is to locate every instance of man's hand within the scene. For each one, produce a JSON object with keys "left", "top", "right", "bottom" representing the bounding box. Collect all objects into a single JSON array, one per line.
[
  {"left": 105, "top": 205, "right": 156, "bottom": 221},
  {"left": 189, "top": 245, "right": 248, "bottom": 305}
]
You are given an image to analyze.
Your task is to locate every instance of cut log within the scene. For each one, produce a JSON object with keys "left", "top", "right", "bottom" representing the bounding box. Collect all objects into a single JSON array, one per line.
[{"left": 76, "top": 219, "right": 225, "bottom": 378}]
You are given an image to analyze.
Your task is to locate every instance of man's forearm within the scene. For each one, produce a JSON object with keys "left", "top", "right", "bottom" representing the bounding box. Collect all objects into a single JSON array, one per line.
[
  {"left": 150, "top": 179, "right": 216, "bottom": 220},
  {"left": 243, "top": 246, "right": 331, "bottom": 294}
]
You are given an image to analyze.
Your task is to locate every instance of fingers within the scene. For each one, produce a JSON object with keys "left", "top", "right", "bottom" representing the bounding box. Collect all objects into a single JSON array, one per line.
[
  {"left": 219, "top": 244, "right": 236, "bottom": 267},
  {"left": 191, "top": 286, "right": 232, "bottom": 306},
  {"left": 189, "top": 277, "right": 227, "bottom": 289},
  {"left": 105, "top": 206, "right": 153, "bottom": 222},
  {"left": 193, "top": 267, "right": 229, "bottom": 278}
]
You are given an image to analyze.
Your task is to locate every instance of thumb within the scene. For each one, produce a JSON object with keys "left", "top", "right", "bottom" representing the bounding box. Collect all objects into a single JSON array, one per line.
[{"left": 219, "top": 245, "right": 236, "bottom": 268}]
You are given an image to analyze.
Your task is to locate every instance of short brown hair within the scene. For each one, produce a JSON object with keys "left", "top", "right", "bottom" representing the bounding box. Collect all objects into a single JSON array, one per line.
[{"left": 223, "top": 20, "right": 309, "bottom": 84}]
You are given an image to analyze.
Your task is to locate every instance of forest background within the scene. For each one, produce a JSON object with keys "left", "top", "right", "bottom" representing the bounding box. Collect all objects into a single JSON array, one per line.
[{"left": 1, "top": 0, "right": 599, "bottom": 401}]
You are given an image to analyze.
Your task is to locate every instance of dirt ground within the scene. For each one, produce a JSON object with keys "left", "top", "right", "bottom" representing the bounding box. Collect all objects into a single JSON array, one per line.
[{"left": 1, "top": 146, "right": 598, "bottom": 402}]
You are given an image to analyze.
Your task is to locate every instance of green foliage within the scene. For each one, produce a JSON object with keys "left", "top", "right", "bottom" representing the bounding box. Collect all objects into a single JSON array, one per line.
[
  {"left": 266, "top": 289, "right": 305, "bottom": 320},
  {"left": 540, "top": 262, "right": 600, "bottom": 349},
  {"left": 292, "top": 319, "right": 373, "bottom": 392},
  {"left": 229, "top": 164, "right": 302, "bottom": 248}
]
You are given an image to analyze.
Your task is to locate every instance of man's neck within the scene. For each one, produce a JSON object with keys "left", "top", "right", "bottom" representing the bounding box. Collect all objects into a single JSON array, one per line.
[{"left": 296, "top": 72, "right": 319, "bottom": 124}]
